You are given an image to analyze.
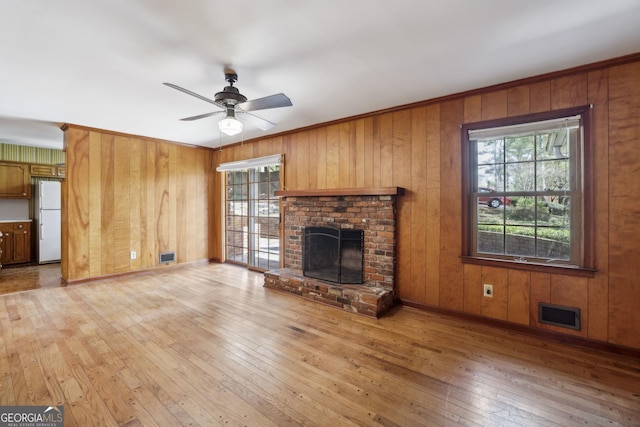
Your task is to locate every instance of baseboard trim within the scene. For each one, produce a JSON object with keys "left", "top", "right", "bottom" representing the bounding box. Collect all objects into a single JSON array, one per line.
[{"left": 397, "top": 299, "right": 640, "bottom": 359}]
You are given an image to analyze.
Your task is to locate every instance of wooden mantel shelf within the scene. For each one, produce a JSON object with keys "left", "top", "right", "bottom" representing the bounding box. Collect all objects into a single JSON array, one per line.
[{"left": 274, "top": 187, "right": 404, "bottom": 197}]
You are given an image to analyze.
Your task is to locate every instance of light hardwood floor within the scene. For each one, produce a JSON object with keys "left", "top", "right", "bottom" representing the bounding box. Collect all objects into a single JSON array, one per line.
[{"left": 0, "top": 262, "right": 638, "bottom": 426}]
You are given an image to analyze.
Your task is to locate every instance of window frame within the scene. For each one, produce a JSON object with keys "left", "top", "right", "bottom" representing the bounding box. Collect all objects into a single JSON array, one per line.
[{"left": 461, "top": 105, "right": 596, "bottom": 277}]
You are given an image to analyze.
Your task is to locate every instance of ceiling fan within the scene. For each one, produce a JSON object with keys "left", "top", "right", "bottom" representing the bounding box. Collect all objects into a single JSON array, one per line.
[{"left": 164, "top": 69, "right": 292, "bottom": 136}]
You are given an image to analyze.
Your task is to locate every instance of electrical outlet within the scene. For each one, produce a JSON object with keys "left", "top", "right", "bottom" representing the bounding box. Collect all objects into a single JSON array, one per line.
[
  {"left": 131, "top": 251, "right": 137, "bottom": 260},
  {"left": 483, "top": 284, "right": 493, "bottom": 297}
]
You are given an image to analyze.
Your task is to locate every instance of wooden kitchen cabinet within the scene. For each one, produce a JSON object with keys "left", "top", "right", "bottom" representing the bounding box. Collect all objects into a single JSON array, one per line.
[
  {"left": 30, "top": 163, "right": 66, "bottom": 178},
  {"left": 30, "top": 163, "right": 57, "bottom": 177},
  {"left": 0, "top": 162, "right": 30, "bottom": 198},
  {"left": 0, "top": 232, "right": 8, "bottom": 266},
  {"left": 0, "top": 222, "right": 31, "bottom": 264}
]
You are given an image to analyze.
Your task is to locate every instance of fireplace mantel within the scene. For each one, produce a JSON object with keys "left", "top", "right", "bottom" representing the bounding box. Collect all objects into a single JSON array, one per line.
[{"left": 274, "top": 187, "right": 404, "bottom": 198}]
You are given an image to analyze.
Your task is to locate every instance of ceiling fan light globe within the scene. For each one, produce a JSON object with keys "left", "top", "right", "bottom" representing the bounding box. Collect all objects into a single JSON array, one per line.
[{"left": 218, "top": 116, "right": 243, "bottom": 136}]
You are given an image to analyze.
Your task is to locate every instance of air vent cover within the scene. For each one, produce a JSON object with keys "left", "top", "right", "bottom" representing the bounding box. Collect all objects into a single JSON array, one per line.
[
  {"left": 538, "top": 303, "right": 580, "bottom": 330},
  {"left": 159, "top": 252, "right": 176, "bottom": 264}
]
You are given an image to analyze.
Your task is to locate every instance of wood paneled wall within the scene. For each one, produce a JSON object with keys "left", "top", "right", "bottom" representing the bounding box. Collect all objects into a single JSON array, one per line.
[
  {"left": 213, "top": 57, "right": 640, "bottom": 350},
  {"left": 62, "top": 126, "right": 212, "bottom": 282}
]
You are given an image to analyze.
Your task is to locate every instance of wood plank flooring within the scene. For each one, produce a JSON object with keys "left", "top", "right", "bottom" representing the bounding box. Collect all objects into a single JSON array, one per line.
[{"left": 0, "top": 262, "right": 639, "bottom": 426}]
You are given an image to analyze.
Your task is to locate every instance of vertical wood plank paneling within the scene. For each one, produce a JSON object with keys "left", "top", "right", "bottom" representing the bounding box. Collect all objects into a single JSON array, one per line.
[
  {"left": 481, "top": 90, "right": 508, "bottom": 120},
  {"left": 481, "top": 266, "right": 508, "bottom": 320},
  {"left": 392, "top": 110, "right": 412, "bottom": 188},
  {"left": 463, "top": 264, "right": 482, "bottom": 315},
  {"left": 424, "top": 104, "right": 441, "bottom": 306},
  {"left": 282, "top": 134, "right": 293, "bottom": 190},
  {"left": 155, "top": 142, "right": 170, "bottom": 254},
  {"left": 176, "top": 147, "right": 187, "bottom": 263},
  {"left": 185, "top": 149, "right": 198, "bottom": 261},
  {"left": 64, "top": 128, "right": 213, "bottom": 280},
  {"left": 372, "top": 116, "right": 382, "bottom": 187},
  {"left": 88, "top": 132, "right": 102, "bottom": 278},
  {"left": 409, "top": 107, "right": 427, "bottom": 303},
  {"left": 550, "top": 275, "right": 589, "bottom": 337},
  {"left": 62, "top": 129, "right": 90, "bottom": 281},
  {"left": 307, "top": 130, "right": 318, "bottom": 190},
  {"left": 550, "top": 74, "right": 588, "bottom": 110},
  {"left": 530, "top": 272, "right": 551, "bottom": 329},
  {"left": 363, "top": 117, "right": 375, "bottom": 188},
  {"left": 253, "top": 137, "right": 269, "bottom": 158},
  {"left": 100, "top": 134, "right": 115, "bottom": 276},
  {"left": 354, "top": 119, "right": 365, "bottom": 188},
  {"left": 507, "top": 85, "right": 530, "bottom": 117},
  {"left": 607, "top": 61, "right": 640, "bottom": 349},
  {"left": 464, "top": 95, "right": 482, "bottom": 124},
  {"left": 325, "top": 125, "right": 340, "bottom": 188},
  {"left": 338, "top": 122, "right": 351, "bottom": 188},
  {"left": 586, "top": 69, "right": 610, "bottom": 343},
  {"left": 438, "top": 99, "right": 464, "bottom": 311},
  {"left": 168, "top": 144, "right": 178, "bottom": 257},
  {"left": 113, "top": 137, "right": 131, "bottom": 273},
  {"left": 138, "top": 140, "right": 150, "bottom": 269},
  {"left": 196, "top": 149, "right": 209, "bottom": 259},
  {"left": 348, "top": 122, "right": 357, "bottom": 188},
  {"left": 145, "top": 141, "right": 157, "bottom": 266},
  {"left": 392, "top": 110, "right": 412, "bottom": 300},
  {"left": 379, "top": 113, "right": 393, "bottom": 186},
  {"left": 316, "top": 128, "right": 327, "bottom": 189},
  {"left": 507, "top": 269, "right": 530, "bottom": 326},
  {"left": 529, "top": 80, "right": 551, "bottom": 113},
  {"left": 209, "top": 149, "right": 221, "bottom": 261},
  {"left": 294, "top": 132, "right": 310, "bottom": 191},
  {"left": 128, "top": 139, "right": 141, "bottom": 271}
]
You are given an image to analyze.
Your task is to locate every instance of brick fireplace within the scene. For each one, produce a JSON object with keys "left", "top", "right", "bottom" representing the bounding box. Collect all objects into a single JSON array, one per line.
[{"left": 264, "top": 187, "right": 403, "bottom": 317}]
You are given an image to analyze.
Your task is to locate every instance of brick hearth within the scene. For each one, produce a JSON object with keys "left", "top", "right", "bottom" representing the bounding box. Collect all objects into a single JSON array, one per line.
[
  {"left": 264, "top": 268, "right": 394, "bottom": 317},
  {"left": 265, "top": 187, "right": 403, "bottom": 318}
]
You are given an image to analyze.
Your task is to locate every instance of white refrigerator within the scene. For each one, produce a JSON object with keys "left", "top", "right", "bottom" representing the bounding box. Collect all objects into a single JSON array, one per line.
[{"left": 35, "top": 181, "right": 61, "bottom": 263}]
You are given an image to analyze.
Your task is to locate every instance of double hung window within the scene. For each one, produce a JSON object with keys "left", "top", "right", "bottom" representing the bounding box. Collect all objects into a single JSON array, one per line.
[{"left": 462, "top": 106, "right": 593, "bottom": 271}]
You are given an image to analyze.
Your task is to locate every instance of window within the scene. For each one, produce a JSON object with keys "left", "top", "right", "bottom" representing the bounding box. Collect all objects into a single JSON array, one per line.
[{"left": 462, "top": 106, "right": 594, "bottom": 273}]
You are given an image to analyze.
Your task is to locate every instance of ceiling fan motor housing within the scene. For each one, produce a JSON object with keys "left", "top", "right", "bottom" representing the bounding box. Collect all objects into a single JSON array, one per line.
[{"left": 215, "top": 85, "right": 247, "bottom": 106}]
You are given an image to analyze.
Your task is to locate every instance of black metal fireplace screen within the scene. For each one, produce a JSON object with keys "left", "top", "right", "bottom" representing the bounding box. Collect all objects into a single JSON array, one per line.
[{"left": 302, "top": 226, "right": 364, "bottom": 284}]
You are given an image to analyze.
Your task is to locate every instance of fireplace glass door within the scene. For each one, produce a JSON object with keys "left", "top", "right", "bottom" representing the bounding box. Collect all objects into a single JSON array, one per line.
[
  {"left": 225, "top": 164, "right": 280, "bottom": 271},
  {"left": 303, "top": 226, "right": 364, "bottom": 284}
]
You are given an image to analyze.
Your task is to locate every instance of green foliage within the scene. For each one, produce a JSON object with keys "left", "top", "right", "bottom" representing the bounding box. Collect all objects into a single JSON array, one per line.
[
  {"left": 508, "top": 201, "right": 551, "bottom": 222},
  {"left": 546, "top": 202, "right": 567, "bottom": 216},
  {"left": 478, "top": 224, "right": 570, "bottom": 243}
]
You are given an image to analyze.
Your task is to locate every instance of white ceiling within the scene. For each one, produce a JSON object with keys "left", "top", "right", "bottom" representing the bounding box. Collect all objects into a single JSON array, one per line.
[{"left": 1, "top": 1, "right": 640, "bottom": 150}]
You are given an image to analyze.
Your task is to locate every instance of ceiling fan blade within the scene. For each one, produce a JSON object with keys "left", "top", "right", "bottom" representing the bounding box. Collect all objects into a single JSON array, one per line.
[
  {"left": 238, "top": 93, "right": 292, "bottom": 112},
  {"left": 180, "top": 111, "right": 224, "bottom": 121},
  {"left": 238, "top": 111, "right": 276, "bottom": 131},
  {"left": 163, "top": 82, "right": 221, "bottom": 107}
]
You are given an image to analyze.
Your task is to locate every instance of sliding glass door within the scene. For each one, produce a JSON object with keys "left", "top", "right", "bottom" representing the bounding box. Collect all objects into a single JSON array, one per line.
[{"left": 225, "top": 162, "right": 280, "bottom": 271}]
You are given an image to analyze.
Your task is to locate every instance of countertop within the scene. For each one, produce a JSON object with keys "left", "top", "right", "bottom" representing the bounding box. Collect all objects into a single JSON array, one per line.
[{"left": 0, "top": 219, "right": 32, "bottom": 223}]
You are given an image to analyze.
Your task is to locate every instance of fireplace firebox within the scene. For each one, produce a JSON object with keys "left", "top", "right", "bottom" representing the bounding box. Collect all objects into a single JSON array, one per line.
[{"left": 303, "top": 226, "right": 363, "bottom": 284}]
